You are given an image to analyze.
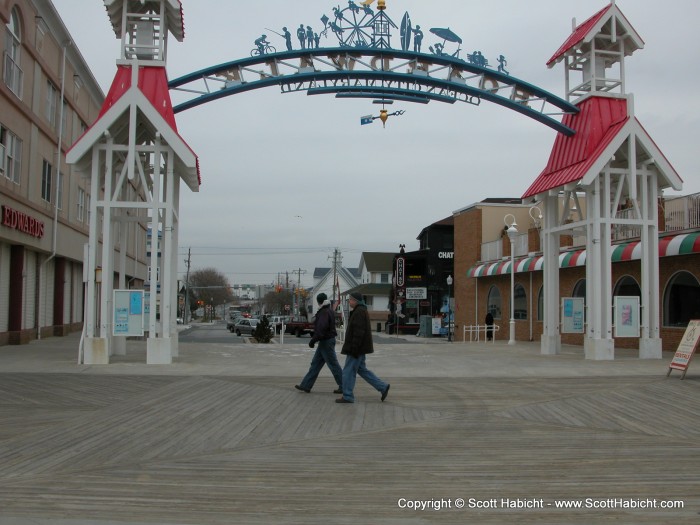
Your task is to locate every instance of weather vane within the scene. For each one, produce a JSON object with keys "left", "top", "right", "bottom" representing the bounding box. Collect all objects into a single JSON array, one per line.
[{"left": 360, "top": 108, "right": 406, "bottom": 128}]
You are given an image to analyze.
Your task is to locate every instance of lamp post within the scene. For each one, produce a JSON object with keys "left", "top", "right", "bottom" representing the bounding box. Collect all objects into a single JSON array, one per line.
[
  {"left": 504, "top": 214, "right": 518, "bottom": 345},
  {"left": 446, "top": 275, "right": 453, "bottom": 342}
]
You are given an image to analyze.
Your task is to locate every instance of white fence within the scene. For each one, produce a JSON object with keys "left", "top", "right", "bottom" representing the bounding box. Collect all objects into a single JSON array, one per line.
[
  {"left": 665, "top": 193, "right": 700, "bottom": 232},
  {"left": 462, "top": 324, "right": 500, "bottom": 342}
]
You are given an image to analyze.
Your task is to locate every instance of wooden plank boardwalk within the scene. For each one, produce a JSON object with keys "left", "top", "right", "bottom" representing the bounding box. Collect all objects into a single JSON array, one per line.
[{"left": 1, "top": 336, "right": 700, "bottom": 524}]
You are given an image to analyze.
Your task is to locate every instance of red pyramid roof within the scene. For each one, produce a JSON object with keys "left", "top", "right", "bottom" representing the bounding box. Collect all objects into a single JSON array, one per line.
[
  {"left": 546, "top": 4, "right": 611, "bottom": 67},
  {"left": 522, "top": 97, "right": 629, "bottom": 199}
]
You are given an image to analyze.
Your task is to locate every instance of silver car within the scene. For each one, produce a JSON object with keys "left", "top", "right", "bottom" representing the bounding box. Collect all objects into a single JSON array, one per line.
[{"left": 232, "top": 318, "right": 268, "bottom": 336}]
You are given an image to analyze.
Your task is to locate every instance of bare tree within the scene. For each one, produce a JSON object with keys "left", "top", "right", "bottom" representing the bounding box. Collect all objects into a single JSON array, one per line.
[{"left": 188, "top": 268, "right": 235, "bottom": 314}]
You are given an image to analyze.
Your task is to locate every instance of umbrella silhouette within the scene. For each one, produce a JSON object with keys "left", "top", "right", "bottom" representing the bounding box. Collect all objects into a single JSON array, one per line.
[{"left": 429, "top": 27, "right": 462, "bottom": 44}]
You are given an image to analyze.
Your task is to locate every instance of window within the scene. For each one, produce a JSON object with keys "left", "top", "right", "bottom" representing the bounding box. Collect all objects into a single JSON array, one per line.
[
  {"left": 73, "top": 75, "right": 82, "bottom": 100},
  {"left": 613, "top": 275, "right": 641, "bottom": 299},
  {"left": 664, "top": 271, "right": 700, "bottom": 327},
  {"left": 61, "top": 99, "right": 68, "bottom": 138},
  {"left": 1, "top": 125, "right": 22, "bottom": 183},
  {"left": 380, "top": 273, "right": 389, "bottom": 283},
  {"left": 77, "top": 187, "right": 85, "bottom": 222},
  {"left": 4, "top": 7, "right": 23, "bottom": 97},
  {"left": 41, "top": 160, "right": 52, "bottom": 203},
  {"left": 46, "top": 82, "right": 58, "bottom": 128},
  {"left": 0, "top": 142, "right": 5, "bottom": 177},
  {"left": 514, "top": 283, "right": 527, "bottom": 320},
  {"left": 572, "top": 279, "right": 587, "bottom": 322},
  {"left": 537, "top": 286, "right": 544, "bottom": 321},
  {"left": 487, "top": 286, "right": 502, "bottom": 320},
  {"left": 56, "top": 170, "right": 63, "bottom": 210}
]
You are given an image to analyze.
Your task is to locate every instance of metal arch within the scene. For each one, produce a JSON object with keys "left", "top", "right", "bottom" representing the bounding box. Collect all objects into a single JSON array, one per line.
[{"left": 168, "top": 48, "right": 579, "bottom": 136}]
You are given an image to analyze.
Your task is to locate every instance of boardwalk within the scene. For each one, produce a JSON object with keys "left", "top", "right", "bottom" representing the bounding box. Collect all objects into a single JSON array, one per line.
[{"left": 0, "top": 330, "right": 699, "bottom": 524}]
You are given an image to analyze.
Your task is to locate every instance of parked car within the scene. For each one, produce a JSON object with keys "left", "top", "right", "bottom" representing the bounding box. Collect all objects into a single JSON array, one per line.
[
  {"left": 269, "top": 315, "right": 291, "bottom": 334},
  {"left": 284, "top": 316, "right": 315, "bottom": 337},
  {"left": 232, "top": 318, "right": 273, "bottom": 337},
  {"left": 227, "top": 314, "right": 244, "bottom": 332}
]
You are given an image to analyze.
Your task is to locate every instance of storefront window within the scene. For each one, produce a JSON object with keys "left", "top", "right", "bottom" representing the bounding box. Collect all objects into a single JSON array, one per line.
[
  {"left": 487, "top": 286, "right": 502, "bottom": 320},
  {"left": 514, "top": 283, "right": 527, "bottom": 320},
  {"left": 664, "top": 271, "right": 700, "bottom": 327}
]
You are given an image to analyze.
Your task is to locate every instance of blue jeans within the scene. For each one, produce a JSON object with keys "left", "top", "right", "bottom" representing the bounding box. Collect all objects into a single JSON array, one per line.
[
  {"left": 341, "top": 354, "right": 388, "bottom": 403},
  {"left": 299, "top": 339, "right": 343, "bottom": 391}
]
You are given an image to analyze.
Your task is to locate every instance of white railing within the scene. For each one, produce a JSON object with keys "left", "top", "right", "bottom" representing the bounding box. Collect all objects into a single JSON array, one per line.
[
  {"left": 513, "top": 232, "right": 528, "bottom": 257},
  {"left": 612, "top": 207, "right": 642, "bottom": 241},
  {"left": 665, "top": 193, "right": 700, "bottom": 232},
  {"left": 462, "top": 324, "right": 500, "bottom": 342},
  {"left": 481, "top": 239, "right": 502, "bottom": 262}
]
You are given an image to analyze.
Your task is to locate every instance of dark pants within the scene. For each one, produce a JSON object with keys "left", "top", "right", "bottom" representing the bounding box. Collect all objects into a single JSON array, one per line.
[{"left": 299, "top": 338, "right": 343, "bottom": 390}]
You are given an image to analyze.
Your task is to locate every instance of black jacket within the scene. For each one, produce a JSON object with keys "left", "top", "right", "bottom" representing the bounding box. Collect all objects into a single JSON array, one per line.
[
  {"left": 341, "top": 304, "right": 374, "bottom": 358},
  {"left": 310, "top": 304, "right": 337, "bottom": 344}
]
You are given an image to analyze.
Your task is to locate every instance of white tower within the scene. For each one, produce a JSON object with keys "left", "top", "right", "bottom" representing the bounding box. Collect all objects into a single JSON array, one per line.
[
  {"left": 523, "top": 1, "right": 681, "bottom": 359},
  {"left": 67, "top": 0, "right": 199, "bottom": 364}
]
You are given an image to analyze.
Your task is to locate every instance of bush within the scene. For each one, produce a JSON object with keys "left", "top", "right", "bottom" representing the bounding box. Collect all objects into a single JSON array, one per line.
[{"left": 253, "top": 315, "right": 273, "bottom": 343}]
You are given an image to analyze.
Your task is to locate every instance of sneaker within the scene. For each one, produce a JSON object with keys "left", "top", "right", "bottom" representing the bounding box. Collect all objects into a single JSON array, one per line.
[
  {"left": 295, "top": 385, "right": 310, "bottom": 393},
  {"left": 381, "top": 384, "right": 390, "bottom": 402},
  {"left": 333, "top": 388, "right": 342, "bottom": 394},
  {"left": 335, "top": 398, "right": 353, "bottom": 403}
]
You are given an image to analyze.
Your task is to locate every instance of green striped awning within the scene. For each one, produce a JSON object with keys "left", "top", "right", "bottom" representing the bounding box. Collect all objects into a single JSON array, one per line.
[{"left": 466, "top": 232, "right": 700, "bottom": 278}]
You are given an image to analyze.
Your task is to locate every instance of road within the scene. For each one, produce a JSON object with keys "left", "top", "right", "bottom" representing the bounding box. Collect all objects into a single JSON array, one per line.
[{"left": 179, "top": 321, "right": 418, "bottom": 345}]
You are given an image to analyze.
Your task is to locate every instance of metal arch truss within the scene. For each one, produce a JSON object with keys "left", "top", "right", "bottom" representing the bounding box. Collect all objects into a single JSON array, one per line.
[{"left": 169, "top": 49, "right": 578, "bottom": 136}]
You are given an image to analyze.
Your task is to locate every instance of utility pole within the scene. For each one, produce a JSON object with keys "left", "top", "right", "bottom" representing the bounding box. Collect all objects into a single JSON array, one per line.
[
  {"left": 329, "top": 248, "right": 342, "bottom": 304},
  {"left": 184, "top": 248, "right": 191, "bottom": 324},
  {"left": 291, "top": 268, "right": 307, "bottom": 316}
]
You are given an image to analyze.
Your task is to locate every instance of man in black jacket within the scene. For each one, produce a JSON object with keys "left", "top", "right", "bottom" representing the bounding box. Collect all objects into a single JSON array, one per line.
[
  {"left": 295, "top": 293, "right": 343, "bottom": 394},
  {"left": 336, "top": 292, "right": 390, "bottom": 404}
]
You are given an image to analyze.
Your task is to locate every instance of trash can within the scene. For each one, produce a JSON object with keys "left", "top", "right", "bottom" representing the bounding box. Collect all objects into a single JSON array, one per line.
[{"left": 419, "top": 315, "right": 433, "bottom": 338}]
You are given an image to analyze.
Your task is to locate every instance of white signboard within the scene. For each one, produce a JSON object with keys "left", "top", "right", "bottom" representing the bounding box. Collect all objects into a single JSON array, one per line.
[
  {"left": 614, "top": 296, "right": 640, "bottom": 338},
  {"left": 406, "top": 287, "right": 427, "bottom": 300},
  {"left": 431, "top": 317, "right": 442, "bottom": 335},
  {"left": 113, "top": 290, "right": 144, "bottom": 337},
  {"left": 561, "top": 297, "right": 585, "bottom": 334},
  {"left": 668, "top": 320, "right": 700, "bottom": 379}
]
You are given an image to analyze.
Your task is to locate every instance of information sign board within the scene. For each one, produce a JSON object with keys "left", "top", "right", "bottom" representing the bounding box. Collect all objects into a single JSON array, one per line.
[
  {"left": 668, "top": 320, "right": 700, "bottom": 379},
  {"left": 113, "top": 290, "right": 144, "bottom": 337},
  {"left": 614, "top": 296, "right": 640, "bottom": 338},
  {"left": 561, "top": 297, "right": 585, "bottom": 334},
  {"left": 406, "top": 287, "right": 427, "bottom": 300}
]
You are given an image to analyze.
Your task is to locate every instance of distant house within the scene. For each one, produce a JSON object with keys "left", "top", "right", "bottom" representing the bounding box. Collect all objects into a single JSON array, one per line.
[
  {"left": 309, "top": 266, "right": 359, "bottom": 316},
  {"left": 344, "top": 252, "right": 394, "bottom": 331}
]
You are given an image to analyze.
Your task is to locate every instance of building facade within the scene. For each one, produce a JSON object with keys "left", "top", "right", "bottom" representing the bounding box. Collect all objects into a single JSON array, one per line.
[
  {"left": 390, "top": 217, "right": 455, "bottom": 334},
  {"left": 454, "top": 194, "right": 700, "bottom": 352},
  {"left": 1, "top": 0, "right": 146, "bottom": 345}
]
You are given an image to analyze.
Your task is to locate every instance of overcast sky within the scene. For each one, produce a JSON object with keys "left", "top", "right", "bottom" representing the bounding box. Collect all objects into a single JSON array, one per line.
[{"left": 55, "top": 0, "right": 700, "bottom": 287}]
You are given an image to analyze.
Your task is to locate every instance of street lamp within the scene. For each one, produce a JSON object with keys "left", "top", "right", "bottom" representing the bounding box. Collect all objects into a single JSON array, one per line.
[
  {"left": 504, "top": 214, "right": 518, "bottom": 345},
  {"left": 446, "top": 275, "right": 453, "bottom": 342}
]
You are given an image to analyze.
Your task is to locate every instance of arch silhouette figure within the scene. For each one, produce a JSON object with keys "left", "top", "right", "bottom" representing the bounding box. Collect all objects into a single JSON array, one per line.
[{"left": 168, "top": 48, "right": 578, "bottom": 136}]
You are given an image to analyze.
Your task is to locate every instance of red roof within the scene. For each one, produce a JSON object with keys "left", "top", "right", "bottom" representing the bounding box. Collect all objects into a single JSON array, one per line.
[
  {"left": 522, "top": 97, "right": 629, "bottom": 199},
  {"left": 100, "top": 66, "right": 178, "bottom": 131},
  {"left": 546, "top": 5, "right": 611, "bottom": 67}
]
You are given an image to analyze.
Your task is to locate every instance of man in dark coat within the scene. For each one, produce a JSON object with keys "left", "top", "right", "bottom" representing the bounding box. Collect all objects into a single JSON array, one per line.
[
  {"left": 295, "top": 293, "right": 343, "bottom": 394},
  {"left": 336, "top": 292, "right": 390, "bottom": 403}
]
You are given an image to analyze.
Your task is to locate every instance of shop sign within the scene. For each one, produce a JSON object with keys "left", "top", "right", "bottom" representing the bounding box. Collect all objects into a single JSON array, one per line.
[
  {"left": 438, "top": 251, "right": 454, "bottom": 259},
  {"left": 1, "top": 205, "right": 45, "bottom": 238},
  {"left": 396, "top": 257, "right": 405, "bottom": 287},
  {"left": 406, "top": 287, "right": 427, "bottom": 300}
]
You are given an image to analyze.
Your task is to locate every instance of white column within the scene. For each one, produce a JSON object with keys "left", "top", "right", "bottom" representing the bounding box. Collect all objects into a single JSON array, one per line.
[
  {"left": 541, "top": 194, "right": 561, "bottom": 355},
  {"left": 585, "top": 171, "right": 614, "bottom": 359},
  {"left": 640, "top": 167, "right": 662, "bottom": 358}
]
